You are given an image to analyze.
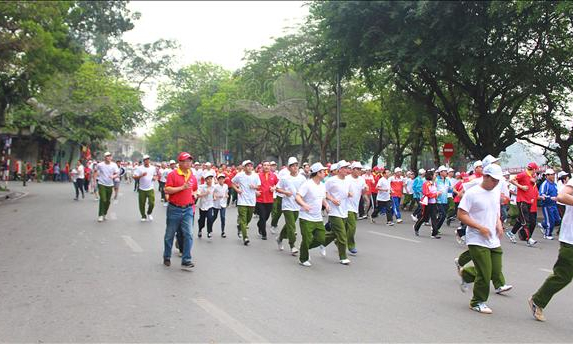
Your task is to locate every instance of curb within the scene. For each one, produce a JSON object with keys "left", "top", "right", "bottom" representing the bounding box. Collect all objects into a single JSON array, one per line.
[{"left": 0, "top": 191, "right": 29, "bottom": 204}]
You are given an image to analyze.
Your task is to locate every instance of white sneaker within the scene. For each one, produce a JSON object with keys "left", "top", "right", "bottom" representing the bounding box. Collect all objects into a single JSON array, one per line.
[
  {"left": 396, "top": 218, "right": 403, "bottom": 223},
  {"left": 546, "top": 236, "right": 554, "bottom": 240},
  {"left": 340, "top": 259, "right": 351, "bottom": 265},
  {"left": 276, "top": 237, "right": 284, "bottom": 251},
  {"left": 527, "top": 238, "right": 537, "bottom": 247},
  {"left": 291, "top": 247, "right": 299, "bottom": 255},
  {"left": 103, "top": 215, "right": 107, "bottom": 221},
  {"left": 147, "top": 214, "right": 154, "bottom": 221},
  {"left": 387, "top": 221, "right": 395, "bottom": 226},
  {"left": 270, "top": 226, "right": 277, "bottom": 235},
  {"left": 460, "top": 278, "right": 470, "bottom": 293},
  {"left": 299, "top": 261, "right": 312, "bottom": 267},
  {"left": 140, "top": 217, "right": 147, "bottom": 222},
  {"left": 495, "top": 285, "right": 513, "bottom": 294},
  {"left": 319, "top": 245, "right": 326, "bottom": 257},
  {"left": 97, "top": 216, "right": 104, "bottom": 222},
  {"left": 411, "top": 214, "right": 418, "bottom": 221},
  {"left": 470, "top": 302, "right": 493, "bottom": 314}
]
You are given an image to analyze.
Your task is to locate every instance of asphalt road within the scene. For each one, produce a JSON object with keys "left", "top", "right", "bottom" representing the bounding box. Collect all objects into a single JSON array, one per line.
[{"left": 0, "top": 181, "right": 572, "bottom": 343}]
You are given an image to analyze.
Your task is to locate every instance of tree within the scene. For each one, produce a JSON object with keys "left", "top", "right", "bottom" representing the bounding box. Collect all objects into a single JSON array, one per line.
[{"left": 310, "top": 1, "right": 573, "bottom": 158}]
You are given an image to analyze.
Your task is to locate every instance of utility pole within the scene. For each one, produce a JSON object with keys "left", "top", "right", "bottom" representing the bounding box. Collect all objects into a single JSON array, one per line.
[{"left": 336, "top": 72, "right": 341, "bottom": 161}]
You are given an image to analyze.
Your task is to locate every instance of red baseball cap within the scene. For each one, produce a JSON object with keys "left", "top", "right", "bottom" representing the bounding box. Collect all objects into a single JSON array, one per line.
[
  {"left": 177, "top": 152, "right": 193, "bottom": 161},
  {"left": 527, "top": 162, "right": 539, "bottom": 170}
]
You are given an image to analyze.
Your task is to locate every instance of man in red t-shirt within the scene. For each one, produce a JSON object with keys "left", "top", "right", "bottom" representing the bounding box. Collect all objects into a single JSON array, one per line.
[
  {"left": 255, "top": 161, "right": 278, "bottom": 240},
  {"left": 163, "top": 152, "right": 198, "bottom": 271},
  {"left": 509, "top": 162, "right": 539, "bottom": 246}
]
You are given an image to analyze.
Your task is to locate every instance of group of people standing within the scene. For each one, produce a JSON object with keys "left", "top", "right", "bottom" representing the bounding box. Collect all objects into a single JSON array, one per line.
[{"left": 83, "top": 149, "right": 573, "bottom": 321}]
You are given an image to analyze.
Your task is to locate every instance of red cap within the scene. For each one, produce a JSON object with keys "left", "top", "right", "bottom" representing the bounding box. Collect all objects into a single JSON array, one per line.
[
  {"left": 177, "top": 152, "right": 193, "bottom": 161},
  {"left": 527, "top": 162, "right": 539, "bottom": 170}
]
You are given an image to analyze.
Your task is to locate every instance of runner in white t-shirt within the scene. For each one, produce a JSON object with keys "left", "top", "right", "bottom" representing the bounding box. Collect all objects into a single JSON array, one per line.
[
  {"left": 197, "top": 172, "right": 216, "bottom": 239},
  {"left": 275, "top": 157, "right": 307, "bottom": 254},
  {"left": 457, "top": 164, "right": 512, "bottom": 315},
  {"left": 324, "top": 160, "right": 352, "bottom": 265},
  {"left": 231, "top": 160, "right": 261, "bottom": 245},
  {"left": 93, "top": 152, "right": 120, "bottom": 222},
  {"left": 346, "top": 162, "right": 368, "bottom": 256},
  {"left": 295, "top": 162, "right": 329, "bottom": 267},
  {"left": 133, "top": 155, "right": 158, "bottom": 222},
  {"left": 530, "top": 177, "right": 573, "bottom": 322},
  {"left": 213, "top": 174, "right": 229, "bottom": 237}
]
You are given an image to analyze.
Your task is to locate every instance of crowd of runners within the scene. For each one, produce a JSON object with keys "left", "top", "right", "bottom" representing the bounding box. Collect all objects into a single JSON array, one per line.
[{"left": 77, "top": 150, "right": 573, "bottom": 321}]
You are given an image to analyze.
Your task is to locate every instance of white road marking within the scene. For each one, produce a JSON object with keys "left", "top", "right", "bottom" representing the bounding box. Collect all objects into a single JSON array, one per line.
[
  {"left": 368, "top": 231, "right": 421, "bottom": 243},
  {"left": 193, "top": 298, "right": 268, "bottom": 343},
  {"left": 539, "top": 268, "right": 553, "bottom": 273},
  {"left": 121, "top": 235, "right": 143, "bottom": 253}
]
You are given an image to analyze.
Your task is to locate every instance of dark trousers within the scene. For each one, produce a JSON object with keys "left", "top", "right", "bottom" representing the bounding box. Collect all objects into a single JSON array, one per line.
[
  {"left": 133, "top": 179, "right": 139, "bottom": 192},
  {"left": 370, "top": 193, "right": 378, "bottom": 216},
  {"left": 198, "top": 208, "right": 215, "bottom": 234},
  {"left": 158, "top": 181, "right": 166, "bottom": 201},
  {"left": 358, "top": 196, "right": 366, "bottom": 217},
  {"left": 373, "top": 200, "right": 393, "bottom": 222},
  {"left": 256, "top": 202, "right": 273, "bottom": 238},
  {"left": 83, "top": 178, "right": 89, "bottom": 192},
  {"left": 414, "top": 203, "right": 439, "bottom": 236},
  {"left": 73, "top": 179, "right": 85, "bottom": 199},
  {"left": 511, "top": 201, "right": 534, "bottom": 240},
  {"left": 413, "top": 198, "right": 422, "bottom": 218},
  {"left": 436, "top": 203, "right": 448, "bottom": 229},
  {"left": 213, "top": 207, "right": 226, "bottom": 233}
]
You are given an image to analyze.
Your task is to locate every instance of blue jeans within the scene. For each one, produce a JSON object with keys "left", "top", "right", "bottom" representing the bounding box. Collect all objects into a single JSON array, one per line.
[
  {"left": 391, "top": 196, "right": 402, "bottom": 219},
  {"left": 164, "top": 204, "right": 194, "bottom": 263},
  {"left": 213, "top": 207, "right": 226, "bottom": 233}
]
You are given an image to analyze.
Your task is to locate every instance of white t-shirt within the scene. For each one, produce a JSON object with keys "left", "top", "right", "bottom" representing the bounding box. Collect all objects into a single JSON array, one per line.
[
  {"left": 500, "top": 179, "right": 510, "bottom": 199},
  {"left": 458, "top": 185, "right": 502, "bottom": 249},
  {"left": 198, "top": 184, "right": 215, "bottom": 211},
  {"left": 77, "top": 165, "right": 85, "bottom": 179},
  {"left": 509, "top": 184, "right": 518, "bottom": 205},
  {"left": 325, "top": 176, "right": 350, "bottom": 218},
  {"left": 232, "top": 171, "right": 261, "bottom": 207},
  {"left": 559, "top": 179, "right": 573, "bottom": 245},
  {"left": 405, "top": 177, "right": 414, "bottom": 194},
  {"left": 376, "top": 177, "right": 391, "bottom": 201},
  {"left": 213, "top": 183, "right": 228, "bottom": 209},
  {"left": 278, "top": 173, "right": 307, "bottom": 211},
  {"left": 298, "top": 179, "right": 326, "bottom": 222},
  {"left": 134, "top": 165, "right": 156, "bottom": 191},
  {"left": 96, "top": 162, "right": 120, "bottom": 187},
  {"left": 70, "top": 168, "right": 78, "bottom": 182},
  {"left": 463, "top": 176, "right": 483, "bottom": 191},
  {"left": 347, "top": 175, "right": 367, "bottom": 213},
  {"left": 276, "top": 168, "right": 290, "bottom": 198},
  {"left": 557, "top": 181, "right": 566, "bottom": 206}
]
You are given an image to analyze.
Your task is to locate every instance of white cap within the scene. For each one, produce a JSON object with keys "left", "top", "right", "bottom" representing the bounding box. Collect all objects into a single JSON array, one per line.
[
  {"left": 203, "top": 171, "right": 215, "bottom": 179},
  {"left": 194, "top": 162, "right": 200, "bottom": 165},
  {"left": 169, "top": 160, "right": 176, "bottom": 164},
  {"left": 142, "top": 154, "right": 150, "bottom": 160},
  {"left": 394, "top": 167, "right": 402, "bottom": 173},
  {"left": 205, "top": 162, "right": 212, "bottom": 166},
  {"left": 351, "top": 161, "right": 363, "bottom": 169},
  {"left": 217, "top": 174, "right": 226, "bottom": 179},
  {"left": 558, "top": 171, "right": 569, "bottom": 179},
  {"left": 545, "top": 168, "right": 556, "bottom": 175},
  {"left": 330, "top": 162, "right": 339, "bottom": 171},
  {"left": 104, "top": 151, "right": 112, "bottom": 157},
  {"left": 483, "top": 164, "right": 504, "bottom": 180},
  {"left": 270, "top": 161, "right": 277, "bottom": 165},
  {"left": 503, "top": 170, "right": 510, "bottom": 176},
  {"left": 242, "top": 160, "right": 253, "bottom": 167},
  {"left": 287, "top": 157, "right": 298, "bottom": 166},
  {"left": 310, "top": 162, "right": 328, "bottom": 173},
  {"left": 437, "top": 165, "right": 448, "bottom": 173},
  {"left": 418, "top": 168, "right": 426, "bottom": 175},
  {"left": 482, "top": 155, "right": 500, "bottom": 167},
  {"left": 473, "top": 160, "right": 483, "bottom": 169},
  {"left": 337, "top": 160, "right": 351, "bottom": 168},
  {"left": 448, "top": 167, "right": 454, "bottom": 172},
  {"left": 455, "top": 171, "right": 461, "bottom": 176}
]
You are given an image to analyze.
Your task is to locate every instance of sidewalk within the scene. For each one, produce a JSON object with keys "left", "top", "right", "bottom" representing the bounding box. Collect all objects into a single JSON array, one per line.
[{"left": 0, "top": 181, "right": 28, "bottom": 204}]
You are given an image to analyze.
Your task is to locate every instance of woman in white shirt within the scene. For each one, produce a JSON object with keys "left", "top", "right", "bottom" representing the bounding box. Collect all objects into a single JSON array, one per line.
[
  {"left": 197, "top": 173, "right": 216, "bottom": 239},
  {"left": 213, "top": 174, "right": 229, "bottom": 238}
]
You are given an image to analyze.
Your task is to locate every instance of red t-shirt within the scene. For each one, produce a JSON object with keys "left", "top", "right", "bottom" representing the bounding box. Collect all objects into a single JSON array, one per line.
[
  {"left": 515, "top": 171, "right": 537, "bottom": 204},
  {"left": 166, "top": 168, "right": 198, "bottom": 206},
  {"left": 364, "top": 175, "right": 376, "bottom": 195},
  {"left": 454, "top": 181, "right": 464, "bottom": 203},
  {"left": 389, "top": 176, "right": 404, "bottom": 197},
  {"left": 256, "top": 171, "right": 278, "bottom": 204}
]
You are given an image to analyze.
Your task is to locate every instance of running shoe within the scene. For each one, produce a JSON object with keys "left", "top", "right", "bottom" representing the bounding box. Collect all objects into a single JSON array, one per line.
[
  {"left": 396, "top": 218, "right": 403, "bottom": 223},
  {"left": 319, "top": 245, "right": 326, "bottom": 257},
  {"left": 460, "top": 277, "right": 470, "bottom": 293},
  {"left": 207, "top": 232, "right": 212, "bottom": 239},
  {"left": 411, "top": 214, "right": 418, "bottom": 221},
  {"left": 243, "top": 238, "right": 250, "bottom": 246},
  {"left": 528, "top": 297, "right": 546, "bottom": 321},
  {"left": 197, "top": 231, "right": 202, "bottom": 238},
  {"left": 505, "top": 231, "right": 517, "bottom": 244},
  {"left": 163, "top": 258, "right": 171, "bottom": 267},
  {"left": 431, "top": 235, "right": 442, "bottom": 239},
  {"left": 470, "top": 303, "right": 492, "bottom": 314},
  {"left": 98, "top": 216, "right": 104, "bottom": 222},
  {"left": 276, "top": 237, "right": 284, "bottom": 251},
  {"left": 387, "top": 221, "right": 395, "bottom": 226},
  {"left": 454, "top": 257, "right": 462, "bottom": 276},
  {"left": 221, "top": 232, "right": 226, "bottom": 238},
  {"left": 527, "top": 238, "right": 537, "bottom": 247},
  {"left": 340, "top": 259, "right": 351, "bottom": 265},
  {"left": 291, "top": 247, "right": 299, "bottom": 255},
  {"left": 299, "top": 261, "right": 312, "bottom": 267},
  {"left": 349, "top": 248, "right": 358, "bottom": 256},
  {"left": 495, "top": 285, "right": 513, "bottom": 294},
  {"left": 147, "top": 214, "right": 154, "bottom": 221},
  {"left": 181, "top": 262, "right": 195, "bottom": 271},
  {"left": 270, "top": 226, "right": 277, "bottom": 235},
  {"left": 141, "top": 217, "right": 147, "bottom": 222}
]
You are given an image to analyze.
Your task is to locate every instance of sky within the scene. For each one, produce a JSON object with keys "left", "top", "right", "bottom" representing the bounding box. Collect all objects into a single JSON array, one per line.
[{"left": 122, "top": 1, "right": 310, "bottom": 135}]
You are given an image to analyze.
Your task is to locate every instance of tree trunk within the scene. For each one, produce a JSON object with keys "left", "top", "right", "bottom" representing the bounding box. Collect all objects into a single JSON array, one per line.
[
  {"left": 429, "top": 112, "right": 440, "bottom": 166},
  {"left": 557, "top": 147, "right": 571, "bottom": 173},
  {"left": 0, "top": 97, "right": 7, "bottom": 127}
]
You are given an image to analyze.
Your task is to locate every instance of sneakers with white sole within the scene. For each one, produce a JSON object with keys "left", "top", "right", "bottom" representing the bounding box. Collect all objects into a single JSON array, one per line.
[
  {"left": 97, "top": 216, "right": 104, "bottom": 222},
  {"left": 505, "top": 231, "right": 517, "bottom": 244},
  {"left": 411, "top": 214, "right": 417, "bottom": 221},
  {"left": 291, "top": 247, "right": 299, "bottom": 255},
  {"left": 527, "top": 238, "right": 537, "bottom": 247},
  {"left": 319, "top": 245, "right": 326, "bottom": 257},
  {"left": 340, "top": 259, "right": 351, "bottom": 265},
  {"left": 396, "top": 218, "right": 403, "bottom": 223},
  {"left": 270, "top": 226, "right": 277, "bottom": 235},
  {"left": 470, "top": 303, "right": 493, "bottom": 314},
  {"left": 147, "top": 214, "right": 154, "bottom": 221},
  {"left": 495, "top": 285, "right": 513, "bottom": 294},
  {"left": 454, "top": 257, "right": 462, "bottom": 276},
  {"left": 276, "top": 237, "right": 284, "bottom": 250},
  {"left": 528, "top": 297, "right": 546, "bottom": 321},
  {"left": 299, "top": 261, "right": 312, "bottom": 267}
]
